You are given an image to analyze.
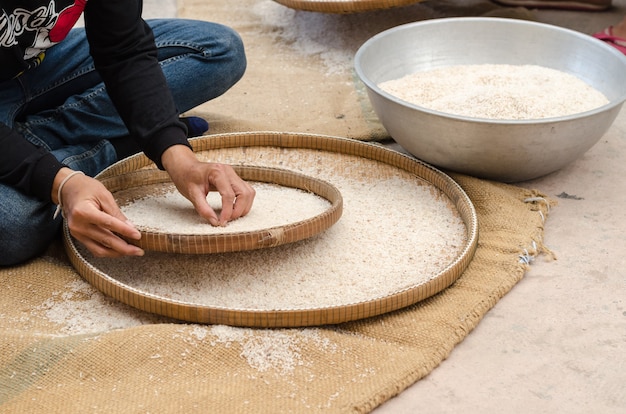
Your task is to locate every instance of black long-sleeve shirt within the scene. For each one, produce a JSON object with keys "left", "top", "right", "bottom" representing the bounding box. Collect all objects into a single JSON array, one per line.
[{"left": 0, "top": 0, "right": 189, "bottom": 202}]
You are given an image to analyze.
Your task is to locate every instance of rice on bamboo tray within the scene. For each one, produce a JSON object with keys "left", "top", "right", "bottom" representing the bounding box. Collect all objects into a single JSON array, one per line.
[
  {"left": 101, "top": 166, "right": 343, "bottom": 254},
  {"left": 63, "top": 132, "right": 478, "bottom": 328},
  {"left": 271, "top": 0, "right": 424, "bottom": 13}
]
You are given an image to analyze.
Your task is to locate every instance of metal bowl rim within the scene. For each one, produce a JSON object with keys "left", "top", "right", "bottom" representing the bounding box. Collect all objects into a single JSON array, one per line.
[{"left": 354, "top": 17, "right": 626, "bottom": 125}]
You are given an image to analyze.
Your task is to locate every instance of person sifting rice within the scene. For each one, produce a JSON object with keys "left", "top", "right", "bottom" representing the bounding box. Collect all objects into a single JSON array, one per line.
[{"left": 0, "top": 0, "right": 256, "bottom": 265}]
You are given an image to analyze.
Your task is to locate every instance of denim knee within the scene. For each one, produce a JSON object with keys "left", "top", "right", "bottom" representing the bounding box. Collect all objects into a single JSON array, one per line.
[
  {"left": 0, "top": 189, "right": 60, "bottom": 266},
  {"left": 150, "top": 19, "right": 247, "bottom": 108},
  {"left": 203, "top": 22, "right": 247, "bottom": 88}
]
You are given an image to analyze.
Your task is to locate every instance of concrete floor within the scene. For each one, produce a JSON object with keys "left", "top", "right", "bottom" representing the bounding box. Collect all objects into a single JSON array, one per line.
[{"left": 144, "top": 1, "right": 625, "bottom": 413}]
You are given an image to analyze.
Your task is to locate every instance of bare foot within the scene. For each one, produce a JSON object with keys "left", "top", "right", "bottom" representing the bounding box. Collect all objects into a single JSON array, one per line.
[{"left": 613, "top": 15, "right": 626, "bottom": 39}]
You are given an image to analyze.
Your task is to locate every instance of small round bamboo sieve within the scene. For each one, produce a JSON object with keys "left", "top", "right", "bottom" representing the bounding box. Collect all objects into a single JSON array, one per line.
[{"left": 99, "top": 165, "right": 343, "bottom": 254}]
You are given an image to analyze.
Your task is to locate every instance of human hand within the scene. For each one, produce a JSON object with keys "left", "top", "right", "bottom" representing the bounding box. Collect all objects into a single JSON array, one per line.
[
  {"left": 53, "top": 168, "right": 144, "bottom": 258},
  {"left": 161, "top": 145, "right": 256, "bottom": 226}
]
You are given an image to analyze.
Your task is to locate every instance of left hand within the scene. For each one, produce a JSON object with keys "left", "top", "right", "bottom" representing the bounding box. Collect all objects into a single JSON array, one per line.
[{"left": 54, "top": 168, "right": 144, "bottom": 258}]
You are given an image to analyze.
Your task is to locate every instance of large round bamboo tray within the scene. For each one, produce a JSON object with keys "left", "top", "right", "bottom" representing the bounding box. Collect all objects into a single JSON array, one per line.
[
  {"left": 63, "top": 132, "right": 479, "bottom": 328},
  {"left": 100, "top": 165, "right": 343, "bottom": 254},
  {"left": 272, "top": 0, "right": 424, "bottom": 13}
]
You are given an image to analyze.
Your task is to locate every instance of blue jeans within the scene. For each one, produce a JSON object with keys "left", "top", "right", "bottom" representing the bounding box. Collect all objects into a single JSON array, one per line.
[{"left": 0, "top": 19, "right": 246, "bottom": 265}]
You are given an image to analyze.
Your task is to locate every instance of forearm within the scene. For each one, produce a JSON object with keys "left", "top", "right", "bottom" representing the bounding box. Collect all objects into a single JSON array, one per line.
[{"left": 84, "top": 0, "right": 189, "bottom": 168}]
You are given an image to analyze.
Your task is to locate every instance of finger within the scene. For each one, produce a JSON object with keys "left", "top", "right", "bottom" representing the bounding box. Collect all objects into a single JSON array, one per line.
[
  {"left": 204, "top": 167, "right": 237, "bottom": 225},
  {"left": 69, "top": 210, "right": 144, "bottom": 257},
  {"left": 230, "top": 182, "right": 255, "bottom": 220},
  {"left": 82, "top": 238, "right": 127, "bottom": 258},
  {"left": 217, "top": 190, "right": 236, "bottom": 226},
  {"left": 187, "top": 187, "right": 220, "bottom": 226},
  {"left": 74, "top": 227, "right": 144, "bottom": 258},
  {"left": 99, "top": 227, "right": 144, "bottom": 257},
  {"left": 210, "top": 167, "right": 255, "bottom": 224},
  {"left": 95, "top": 210, "right": 142, "bottom": 242},
  {"left": 95, "top": 194, "right": 142, "bottom": 241}
]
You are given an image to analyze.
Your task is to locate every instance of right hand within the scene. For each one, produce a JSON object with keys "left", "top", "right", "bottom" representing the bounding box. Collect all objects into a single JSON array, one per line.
[
  {"left": 161, "top": 145, "right": 256, "bottom": 227},
  {"left": 53, "top": 168, "right": 145, "bottom": 258}
]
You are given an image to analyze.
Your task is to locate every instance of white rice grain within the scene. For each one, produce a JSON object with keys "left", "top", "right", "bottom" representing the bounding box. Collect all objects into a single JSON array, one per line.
[
  {"left": 79, "top": 148, "right": 468, "bottom": 311},
  {"left": 378, "top": 64, "right": 609, "bottom": 120}
]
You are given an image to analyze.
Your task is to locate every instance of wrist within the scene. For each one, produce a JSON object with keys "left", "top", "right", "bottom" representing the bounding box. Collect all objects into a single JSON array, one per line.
[
  {"left": 52, "top": 169, "right": 85, "bottom": 219},
  {"left": 161, "top": 144, "right": 196, "bottom": 172},
  {"left": 51, "top": 167, "right": 74, "bottom": 205}
]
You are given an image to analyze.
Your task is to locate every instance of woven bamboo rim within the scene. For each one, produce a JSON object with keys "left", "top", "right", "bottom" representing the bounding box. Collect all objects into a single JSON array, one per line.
[
  {"left": 99, "top": 165, "right": 343, "bottom": 254},
  {"left": 272, "top": 0, "right": 424, "bottom": 13},
  {"left": 63, "top": 132, "right": 479, "bottom": 328}
]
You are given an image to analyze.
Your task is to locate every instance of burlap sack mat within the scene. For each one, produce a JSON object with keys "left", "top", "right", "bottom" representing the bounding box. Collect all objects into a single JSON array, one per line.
[
  {"left": 0, "top": 173, "right": 553, "bottom": 413},
  {"left": 179, "top": 0, "right": 516, "bottom": 140},
  {"left": 1, "top": 2, "right": 554, "bottom": 412}
]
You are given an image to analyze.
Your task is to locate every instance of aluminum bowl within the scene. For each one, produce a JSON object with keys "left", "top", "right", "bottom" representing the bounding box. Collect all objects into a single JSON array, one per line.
[{"left": 354, "top": 17, "right": 626, "bottom": 182}]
